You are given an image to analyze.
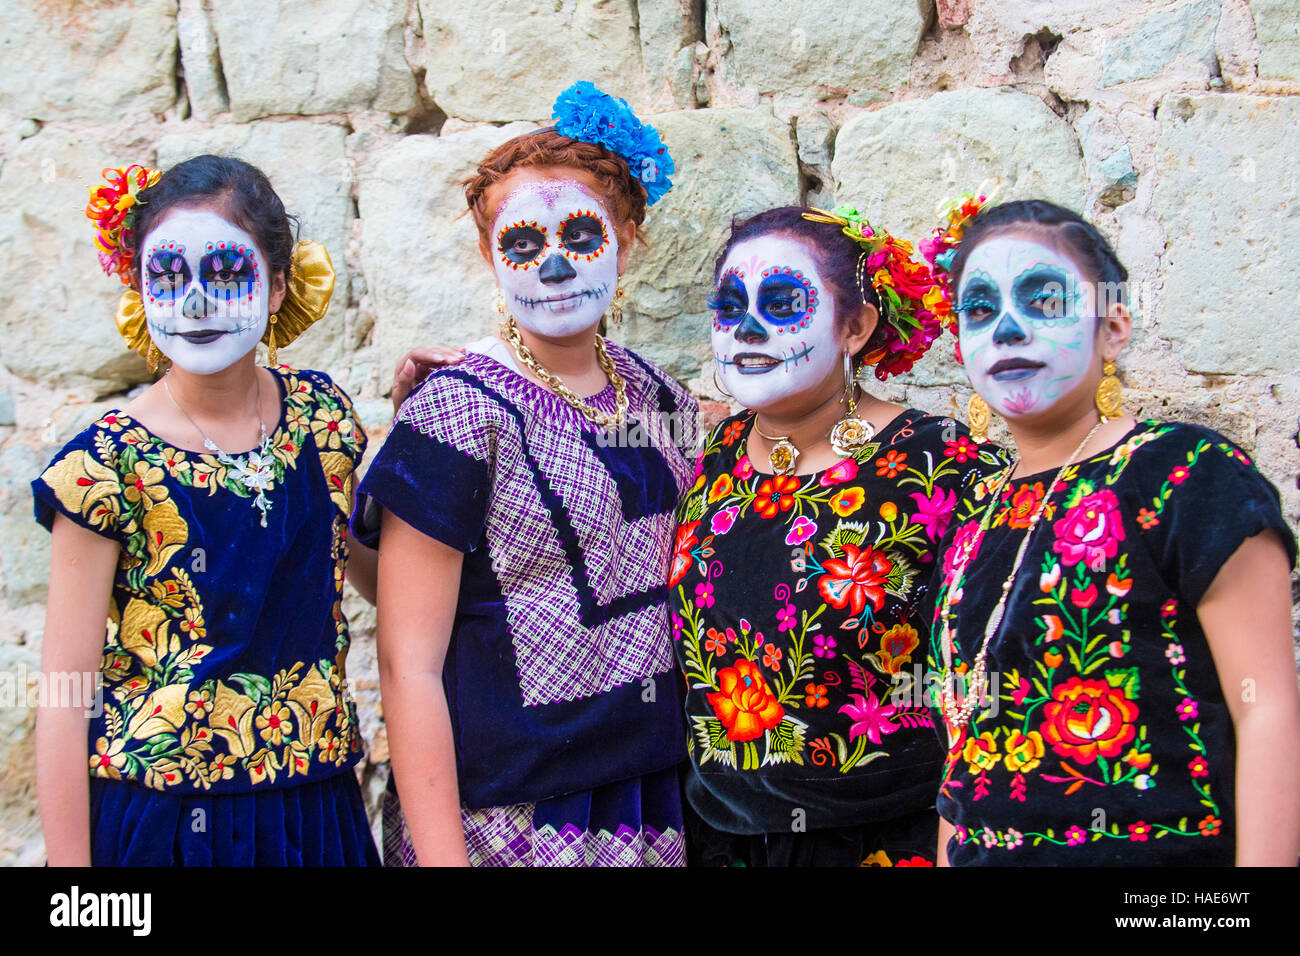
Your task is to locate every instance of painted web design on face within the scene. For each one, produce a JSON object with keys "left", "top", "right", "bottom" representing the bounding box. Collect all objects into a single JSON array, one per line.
[{"left": 956, "top": 236, "right": 1095, "bottom": 418}]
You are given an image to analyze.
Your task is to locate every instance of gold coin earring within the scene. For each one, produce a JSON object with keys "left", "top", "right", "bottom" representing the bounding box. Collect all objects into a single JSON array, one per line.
[
  {"left": 966, "top": 392, "right": 992, "bottom": 444},
  {"left": 828, "top": 351, "right": 875, "bottom": 458},
  {"left": 266, "top": 314, "right": 278, "bottom": 367},
  {"left": 607, "top": 284, "right": 625, "bottom": 326},
  {"left": 1095, "top": 359, "right": 1123, "bottom": 422}
]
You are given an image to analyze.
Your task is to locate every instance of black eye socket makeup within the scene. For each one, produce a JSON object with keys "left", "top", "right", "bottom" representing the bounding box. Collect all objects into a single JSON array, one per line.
[
  {"left": 1013, "top": 266, "right": 1075, "bottom": 321},
  {"left": 559, "top": 212, "right": 609, "bottom": 260},
  {"left": 145, "top": 248, "right": 192, "bottom": 303},
  {"left": 497, "top": 221, "right": 548, "bottom": 269},
  {"left": 956, "top": 273, "right": 1001, "bottom": 326},
  {"left": 707, "top": 270, "right": 748, "bottom": 329}
]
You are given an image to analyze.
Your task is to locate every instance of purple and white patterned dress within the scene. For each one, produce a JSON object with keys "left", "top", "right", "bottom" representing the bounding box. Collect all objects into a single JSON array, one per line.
[{"left": 352, "top": 337, "right": 697, "bottom": 866}]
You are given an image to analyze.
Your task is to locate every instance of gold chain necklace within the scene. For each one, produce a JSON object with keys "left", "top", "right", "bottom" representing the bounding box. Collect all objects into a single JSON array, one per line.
[
  {"left": 499, "top": 315, "right": 629, "bottom": 431},
  {"left": 938, "top": 418, "right": 1105, "bottom": 734}
]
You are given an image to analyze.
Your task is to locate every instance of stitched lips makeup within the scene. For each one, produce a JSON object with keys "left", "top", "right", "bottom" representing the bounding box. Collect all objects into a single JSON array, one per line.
[
  {"left": 710, "top": 235, "right": 839, "bottom": 410},
  {"left": 490, "top": 179, "right": 619, "bottom": 337},
  {"left": 140, "top": 208, "right": 270, "bottom": 375},
  {"left": 956, "top": 236, "right": 1095, "bottom": 419}
]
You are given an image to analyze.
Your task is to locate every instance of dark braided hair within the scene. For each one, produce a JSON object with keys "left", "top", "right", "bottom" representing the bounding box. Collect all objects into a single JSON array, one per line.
[
  {"left": 948, "top": 199, "right": 1128, "bottom": 309},
  {"left": 713, "top": 206, "right": 889, "bottom": 364},
  {"left": 128, "top": 155, "right": 298, "bottom": 292}
]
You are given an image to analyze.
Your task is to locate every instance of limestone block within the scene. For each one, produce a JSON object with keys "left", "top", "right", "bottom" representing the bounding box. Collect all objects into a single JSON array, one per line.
[
  {"left": 356, "top": 124, "right": 536, "bottom": 388},
  {"left": 1077, "top": 108, "right": 1138, "bottom": 207},
  {"left": 419, "top": 0, "right": 644, "bottom": 122},
  {"left": 639, "top": 0, "right": 703, "bottom": 109},
  {"left": 832, "top": 88, "right": 1086, "bottom": 386},
  {"left": 1097, "top": 0, "right": 1220, "bottom": 87},
  {"left": 211, "top": 0, "right": 417, "bottom": 121},
  {"left": 0, "top": 129, "right": 150, "bottom": 394},
  {"left": 1251, "top": 0, "right": 1300, "bottom": 81},
  {"left": 0, "top": 0, "right": 177, "bottom": 122},
  {"left": 156, "top": 122, "right": 353, "bottom": 379},
  {"left": 618, "top": 107, "right": 801, "bottom": 380},
  {"left": 177, "top": 0, "right": 228, "bottom": 120},
  {"left": 0, "top": 442, "right": 50, "bottom": 607},
  {"left": 1153, "top": 93, "right": 1300, "bottom": 374},
  {"left": 707, "top": 0, "right": 927, "bottom": 97}
]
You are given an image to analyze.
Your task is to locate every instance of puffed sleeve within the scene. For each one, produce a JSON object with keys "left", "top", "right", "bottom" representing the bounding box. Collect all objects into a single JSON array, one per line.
[
  {"left": 31, "top": 420, "right": 129, "bottom": 541},
  {"left": 350, "top": 372, "right": 497, "bottom": 553},
  {"left": 1132, "top": 424, "right": 1296, "bottom": 607}
]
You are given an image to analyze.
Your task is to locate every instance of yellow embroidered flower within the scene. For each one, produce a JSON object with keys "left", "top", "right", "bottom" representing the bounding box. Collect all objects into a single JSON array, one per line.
[
  {"left": 121, "top": 426, "right": 152, "bottom": 448},
  {"left": 287, "top": 407, "right": 313, "bottom": 432},
  {"left": 147, "top": 576, "right": 187, "bottom": 609},
  {"left": 121, "top": 461, "right": 168, "bottom": 510},
  {"left": 256, "top": 703, "right": 294, "bottom": 746},
  {"left": 184, "top": 687, "right": 214, "bottom": 719},
  {"left": 180, "top": 607, "right": 206, "bottom": 641},
  {"left": 94, "top": 413, "right": 128, "bottom": 433},
  {"left": 157, "top": 446, "right": 191, "bottom": 478},
  {"left": 90, "top": 737, "right": 127, "bottom": 778},
  {"left": 318, "top": 730, "right": 342, "bottom": 764},
  {"left": 963, "top": 731, "right": 1000, "bottom": 771},
  {"left": 707, "top": 473, "right": 734, "bottom": 503},
  {"left": 862, "top": 850, "right": 893, "bottom": 867},
  {"left": 1003, "top": 730, "right": 1046, "bottom": 773},
  {"left": 311, "top": 407, "right": 352, "bottom": 451},
  {"left": 875, "top": 623, "right": 920, "bottom": 675},
  {"left": 208, "top": 753, "right": 236, "bottom": 783}
]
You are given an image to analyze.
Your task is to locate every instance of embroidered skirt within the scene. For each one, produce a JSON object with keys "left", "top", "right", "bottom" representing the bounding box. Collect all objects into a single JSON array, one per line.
[
  {"left": 383, "top": 765, "right": 686, "bottom": 867},
  {"left": 87, "top": 771, "right": 380, "bottom": 866}
]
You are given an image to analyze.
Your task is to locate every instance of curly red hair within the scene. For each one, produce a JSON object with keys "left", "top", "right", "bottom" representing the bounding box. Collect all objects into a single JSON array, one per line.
[{"left": 463, "top": 129, "right": 647, "bottom": 243}]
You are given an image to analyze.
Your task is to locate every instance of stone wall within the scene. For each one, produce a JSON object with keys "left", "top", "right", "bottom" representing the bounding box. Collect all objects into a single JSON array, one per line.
[{"left": 1, "top": 0, "right": 1296, "bottom": 864}]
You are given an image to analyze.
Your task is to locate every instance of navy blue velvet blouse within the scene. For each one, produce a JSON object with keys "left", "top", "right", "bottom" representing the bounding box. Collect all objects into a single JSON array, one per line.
[{"left": 32, "top": 366, "right": 368, "bottom": 795}]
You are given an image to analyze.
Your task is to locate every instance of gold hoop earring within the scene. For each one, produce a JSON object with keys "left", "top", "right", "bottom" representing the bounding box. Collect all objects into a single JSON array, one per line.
[
  {"left": 147, "top": 340, "right": 162, "bottom": 376},
  {"left": 266, "top": 314, "right": 279, "bottom": 367},
  {"left": 966, "top": 392, "right": 991, "bottom": 444},
  {"left": 1095, "top": 359, "right": 1122, "bottom": 422},
  {"left": 829, "top": 351, "right": 874, "bottom": 458},
  {"left": 607, "top": 285, "right": 624, "bottom": 327}
]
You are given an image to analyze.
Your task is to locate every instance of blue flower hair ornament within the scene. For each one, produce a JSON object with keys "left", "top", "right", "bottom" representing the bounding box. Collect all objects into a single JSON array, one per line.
[{"left": 552, "top": 82, "right": 674, "bottom": 206}]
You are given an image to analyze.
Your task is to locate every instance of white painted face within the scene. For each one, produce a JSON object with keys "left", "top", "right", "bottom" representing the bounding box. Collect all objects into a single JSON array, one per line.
[
  {"left": 140, "top": 208, "right": 269, "bottom": 375},
  {"left": 956, "top": 236, "right": 1096, "bottom": 418},
  {"left": 491, "top": 180, "right": 619, "bottom": 337},
  {"left": 710, "top": 235, "right": 840, "bottom": 410}
]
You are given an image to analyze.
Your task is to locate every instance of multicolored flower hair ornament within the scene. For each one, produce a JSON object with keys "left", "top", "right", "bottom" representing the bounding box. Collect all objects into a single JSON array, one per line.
[
  {"left": 920, "top": 180, "right": 1001, "bottom": 305},
  {"left": 85, "top": 164, "right": 161, "bottom": 285},
  {"left": 801, "top": 204, "right": 950, "bottom": 381},
  {"left": 552, "top": 81, "right": 674, "bottom": 206}
]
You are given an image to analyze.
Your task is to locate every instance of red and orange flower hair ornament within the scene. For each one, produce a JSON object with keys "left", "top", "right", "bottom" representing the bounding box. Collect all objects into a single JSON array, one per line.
[
  {"left": 802, "top": 205, "right": 950, "bottom": 381},
  {"left": 86, "top": 164, "right": 161, "bottom": 286}
]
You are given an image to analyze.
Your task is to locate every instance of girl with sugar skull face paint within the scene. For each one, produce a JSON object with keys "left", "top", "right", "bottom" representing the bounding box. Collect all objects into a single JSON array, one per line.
[
  {"left": 354, "top": 84, "right": 698, "bottom": 868},
  {"left": 922, "top": 198, "right": 1300, "bottom": 867},
  {"left": 670, "top": 206, "right": 1007, "bottom": 867},
  {"left": 32, "top": 156, "right": 381, "bottom": 866}
]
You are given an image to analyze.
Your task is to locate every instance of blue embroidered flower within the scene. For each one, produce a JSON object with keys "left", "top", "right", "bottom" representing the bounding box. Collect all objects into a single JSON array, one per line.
[{"left": 552, "top": 82, "right": 675, "bottom": 206}]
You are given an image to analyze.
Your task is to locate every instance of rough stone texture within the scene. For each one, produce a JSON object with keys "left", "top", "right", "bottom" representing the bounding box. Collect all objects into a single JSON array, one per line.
[
  {"left": 0, "top": 0, "right": 178, "bottom": 123},
  {"left": 212, "top": 0, "right": 417, "bottom": 121},
  {"left": 1252, "top": 0, "right": 1300, "bottom": 81},
  {"left": 0, "top": 442, "right": 50, "bottom": 609},
  {"left": 833, "top": 89, "right": 1086, "bottom": 242},
  {"left": 357, "top": 124, "right": 536, "bottom": 387},
  {"left": 1152, "top": 93, "right": 1300, "bottom": 375},
  {"left": 156, "top": 122, "right": 353, "bottom": 375},
  {"left": 419, "top": 0, "right": 645, "bottom": 122},
  {"left": 1098, "top": 0, "right": 1220, "bottom": 87},
  {"left": 617, "top": 108, "right": 801, "bottom": 380},
  {"left": 706, "top": 0, "right": 928, "bottom": 99},
  {"left": 0, "top": 641, "right": 42, "bottom": 867},
  {"left": 638, "top": 0, "right": 704, "bottom": 110},
  {"left": 177, "top": 0, "right": 229, "bottom": 121},
  {"left": 1077, "top": 107, "right": 1139, "bottom": 208},
  {"left": 0, "top": 128, "right": 152, "bottom": 395}
]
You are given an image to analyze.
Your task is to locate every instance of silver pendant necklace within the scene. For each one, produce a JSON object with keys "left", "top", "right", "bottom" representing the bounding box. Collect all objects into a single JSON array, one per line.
[{"left": 163, "top": 370, "right": 274, "bottom": 528}]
